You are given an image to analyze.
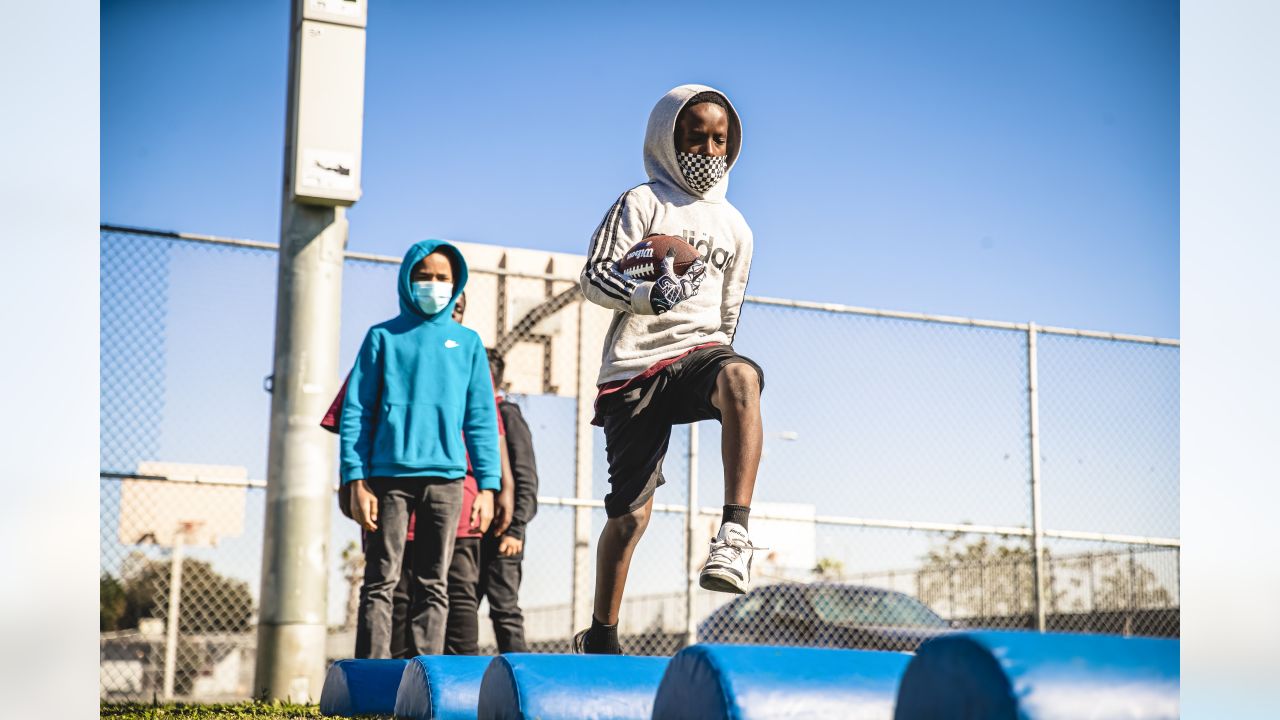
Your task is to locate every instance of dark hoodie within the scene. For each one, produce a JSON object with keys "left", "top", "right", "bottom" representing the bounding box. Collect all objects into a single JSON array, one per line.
[{"left": 338, "top": 239, "right": 501, "bottom": 491}]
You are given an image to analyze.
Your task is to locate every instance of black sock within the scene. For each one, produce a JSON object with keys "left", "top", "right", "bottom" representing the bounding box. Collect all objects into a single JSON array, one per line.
[
  {"left": 722, "top": 504, "right": 751, "bottom": 530},
  {"left": 586, "top": 615, "right": 621, "bottom": 654}
]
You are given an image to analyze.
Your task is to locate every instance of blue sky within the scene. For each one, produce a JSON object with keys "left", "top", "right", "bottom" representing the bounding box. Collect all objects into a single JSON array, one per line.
[{"left": 102, "top": 0, "right": 1178, "bottom": 338}]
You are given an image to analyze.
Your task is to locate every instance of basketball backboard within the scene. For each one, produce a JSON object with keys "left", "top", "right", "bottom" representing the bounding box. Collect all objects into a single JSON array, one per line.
[{"left": 118, "top": 462, "right": 248, "bottom": 548}]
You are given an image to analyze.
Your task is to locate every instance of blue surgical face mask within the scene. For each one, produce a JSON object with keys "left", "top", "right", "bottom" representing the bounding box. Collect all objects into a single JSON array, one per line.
[{"left": 412, "top": 281, "right": 454, "bottom": 315}]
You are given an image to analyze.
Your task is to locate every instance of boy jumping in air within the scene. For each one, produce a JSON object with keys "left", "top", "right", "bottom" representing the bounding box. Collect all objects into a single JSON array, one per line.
[{"left": 576, "top": 84, "right": 764, "bottom": 654}]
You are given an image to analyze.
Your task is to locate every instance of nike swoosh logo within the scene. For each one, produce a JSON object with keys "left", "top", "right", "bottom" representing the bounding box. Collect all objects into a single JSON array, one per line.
[{"left": 444, "top": 339, "right": 459, "bottom": 348}]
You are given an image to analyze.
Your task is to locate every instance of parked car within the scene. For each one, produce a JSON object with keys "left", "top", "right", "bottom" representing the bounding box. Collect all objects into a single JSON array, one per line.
[{"left": 697, "top": 582, "right": 952, "bottom": 652}]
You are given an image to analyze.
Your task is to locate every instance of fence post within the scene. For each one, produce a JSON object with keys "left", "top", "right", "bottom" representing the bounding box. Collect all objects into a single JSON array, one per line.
[
  {"left": 1027, "top": 321, "right": 1047, "bottom": 632},
  {"left": 1088, "top": 553, "right": 1096, "bottom": 612},
  {"left": 1127, "top": 546, "right": 1138, "bottom": 636},
  {"left": 1012, "top": 559, "right": 1021, "bottom": 615},
  {"left": 684, "top": 423, "right": 700, "bottom": 646},
  {"left": 1174, "top": 548, "right": 1180, "bottom": 609},
  {"left": 979, "top": 560, "right": 986, "bottom": 619},
  {"left": 942, "top": 567, "right": 951, "bottom": 618},
  {"left": 161, "top": 528, "right": 186, "bottom": 700},
  {"left": 570, "top": 300, "right": 595, "bottom": 636}
]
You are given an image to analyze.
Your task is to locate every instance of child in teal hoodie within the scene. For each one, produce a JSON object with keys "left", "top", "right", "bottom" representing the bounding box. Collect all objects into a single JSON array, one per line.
[{"left": 340, "top": 239, "right": 501, "bottom": 658}]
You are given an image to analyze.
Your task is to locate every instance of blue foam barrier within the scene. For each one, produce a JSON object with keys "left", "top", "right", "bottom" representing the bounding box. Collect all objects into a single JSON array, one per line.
[
  {"left": 893, "top": 631, "right": 1180, "bottom": 720},
  {"left": 318, "top": 658, "right": 408, "bottom": 717},
  {"left": 478, "top": 653, "right": 670, "bottom": 720},
  {"left": 650, "top": 644, "right": 913, "bottom": 720},
  {"left": 394, "top": 655, "right": 493, "bottom": 720}
]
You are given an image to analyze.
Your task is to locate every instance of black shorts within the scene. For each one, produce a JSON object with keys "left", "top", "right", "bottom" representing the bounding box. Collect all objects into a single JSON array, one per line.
[{"left": 599, "top": 345, "right": 764, "bottom": 518}]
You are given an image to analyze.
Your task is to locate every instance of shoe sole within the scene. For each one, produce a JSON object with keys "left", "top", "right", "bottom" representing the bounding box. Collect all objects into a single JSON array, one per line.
[{"left": 699, "top": 569, "right": 748, "bottom": 594}]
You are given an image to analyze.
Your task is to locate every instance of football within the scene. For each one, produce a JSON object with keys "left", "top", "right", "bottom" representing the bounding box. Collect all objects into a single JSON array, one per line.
[{"left": 617, "top": 234, "right": 701, "bottom": 280}]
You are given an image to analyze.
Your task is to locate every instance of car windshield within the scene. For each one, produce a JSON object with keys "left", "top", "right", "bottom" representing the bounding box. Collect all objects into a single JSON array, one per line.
[{"left": 809, "top": 587, "right": 947, "bottom": 628}]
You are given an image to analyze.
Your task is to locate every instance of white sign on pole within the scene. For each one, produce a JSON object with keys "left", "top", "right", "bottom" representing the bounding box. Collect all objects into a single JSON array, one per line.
[
  {"left": 303, "top": 0, "right": 367, "bottom": 27},
  {"left": 290, "top": 19, "right": 365, "bottom": 206}
]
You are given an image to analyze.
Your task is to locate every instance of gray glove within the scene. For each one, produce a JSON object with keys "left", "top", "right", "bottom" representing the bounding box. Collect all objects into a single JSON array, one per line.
[{"left": 649, "top": 249, "right": 707, "bottom": 314}]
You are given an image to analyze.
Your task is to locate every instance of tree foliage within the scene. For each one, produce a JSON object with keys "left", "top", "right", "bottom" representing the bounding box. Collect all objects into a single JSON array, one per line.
[
  {"left": 918, "top": 533, "right": 1175, "bottom": 621},
  {"left": 340, "top": 540, "right": 364, "bottom": 630},
  {"left": 918, "top": 531, "right": 1062, "bottom": 621},
  {"left": 101, "top": 573, "right": 128, "bottom": 631},
  {"left": 108, "top": 551, "right": 254, "bottom": 633},
  {"left": 1092, "top": 552, "right": 1172, "bottom": 610},
  {"left": 812, "top": 557, "right": 845, "bottom": 580}
]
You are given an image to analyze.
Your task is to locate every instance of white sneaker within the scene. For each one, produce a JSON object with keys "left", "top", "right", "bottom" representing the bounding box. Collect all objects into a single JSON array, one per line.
[{"left": 699, "top": 522, "right": 759, "bottom": 594}]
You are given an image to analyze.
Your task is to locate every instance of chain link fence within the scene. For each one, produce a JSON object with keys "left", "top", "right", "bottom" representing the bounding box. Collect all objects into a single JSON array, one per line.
[
  {"left": 100, "top": 225, "right": 1178, "bottom": 700},
  {"left": 100, "top": 474, "right": 264, "bottom": 700}
]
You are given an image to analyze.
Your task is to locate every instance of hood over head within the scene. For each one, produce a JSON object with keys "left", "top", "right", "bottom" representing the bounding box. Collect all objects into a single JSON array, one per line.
[
  {"left": 643, "top": 84, "right": 743, "bottom": 201},
  {"left": 397, "top": 239, "right": 468, "bottom": 322}
]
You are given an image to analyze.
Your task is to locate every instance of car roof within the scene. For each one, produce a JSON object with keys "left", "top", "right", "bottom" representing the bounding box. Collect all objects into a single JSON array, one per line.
[
  {"left": 774, "top": 581, "right": 904, "bottom": 595},
  {"left": 756, "top": 581, "right": 929, "bottom": 605},
  {"left": 709, "top": 581, "right": 945, "bottom": 624}
]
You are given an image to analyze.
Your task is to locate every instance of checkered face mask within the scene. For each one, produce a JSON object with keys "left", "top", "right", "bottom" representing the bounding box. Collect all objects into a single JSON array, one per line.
[{"left": 678, "top": 152, "right": 728, "bottom": 194}]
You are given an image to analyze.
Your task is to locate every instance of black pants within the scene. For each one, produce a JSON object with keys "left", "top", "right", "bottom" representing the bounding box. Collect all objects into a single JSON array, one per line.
[
  {"left": 389, "top": 540, "right": 415, "bottom": 659},
  {"left": 444, "top": 534, "right": 528, "bottom": 654},
  {"left": 600, "top": 345, "right": 764, "bottom": 518},
  {"left": 355, "top": 477, "right": 463, "bottom": 658}
]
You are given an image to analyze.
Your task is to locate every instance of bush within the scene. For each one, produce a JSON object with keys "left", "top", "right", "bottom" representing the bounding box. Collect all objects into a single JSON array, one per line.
[
  {"left": 117, "top": 552, "right": 254, "bottom": 633},
  {"left": 101, "top": 572, "right": 128, "bottom": 631}
]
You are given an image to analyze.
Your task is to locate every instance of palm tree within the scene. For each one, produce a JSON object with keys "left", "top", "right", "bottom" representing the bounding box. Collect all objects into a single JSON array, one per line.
[{"left": 339, "top": 541, "right": 364, "bottom": 630}]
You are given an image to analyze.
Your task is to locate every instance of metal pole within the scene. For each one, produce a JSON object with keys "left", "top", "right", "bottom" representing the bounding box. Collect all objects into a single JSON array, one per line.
[
  {"left": 1127, "top": 546, "right": 1138, "bottom": 636},
  {"left": 161, "top": 531, "right": 186, "bottom": 700},
  {"left": 1027, "top": 321, "right": 1047, "bottom": 632},
  {"left": 254, "top": 208, "right": 345, "bottom": 699},
  {"left": 947, "top": 568, "right": 956, "bottom": 619},
  {"left": 1174, "top": 548, "right": 1180, "bottom": 609},
  {"left": 570, "top": 300, "right": 595, "bottom": 634},
  {"left": 1013, "top": 560, "right": 1021, "bottom": 615},
  {"left": 979, "top": 561, "right": 986, "bottom": 619},
  {"left": 1088, "top": 553, "right": 1096, "bottom": 612},
  {"left": 254, "top": 3, "right": 349, "bottom": 699},
  {"left": 684, "top": 423, "right": 700, "bottom": 646}
]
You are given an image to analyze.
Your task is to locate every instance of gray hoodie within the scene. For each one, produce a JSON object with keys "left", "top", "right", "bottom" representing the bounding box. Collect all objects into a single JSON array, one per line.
[{"left": 580, "top": 84, "right": 753, "bottom": 386}]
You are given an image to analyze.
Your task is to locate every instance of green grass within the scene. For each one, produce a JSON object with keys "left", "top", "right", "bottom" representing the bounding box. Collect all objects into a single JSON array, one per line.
[{"left": 100, "top": 702, "right": 392, "bottom": 719}]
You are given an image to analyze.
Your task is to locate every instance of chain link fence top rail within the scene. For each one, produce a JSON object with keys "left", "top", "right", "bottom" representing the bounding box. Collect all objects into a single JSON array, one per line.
[{"left": 100, "top": 226, "right": 1178, "bottom": 698}]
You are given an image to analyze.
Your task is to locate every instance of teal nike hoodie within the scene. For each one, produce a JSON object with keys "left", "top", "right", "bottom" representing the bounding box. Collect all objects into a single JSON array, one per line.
[{"left": 338, "top": 239, "right": 501, "bottom": 490}]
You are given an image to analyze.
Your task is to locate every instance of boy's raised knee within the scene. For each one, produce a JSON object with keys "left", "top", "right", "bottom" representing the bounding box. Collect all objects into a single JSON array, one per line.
[
  {"left": 607, "top": 502, "right": 653, "bottom": 540},
  {"left": 716, "top": 362, "right": 760, "bottom": 409}
]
